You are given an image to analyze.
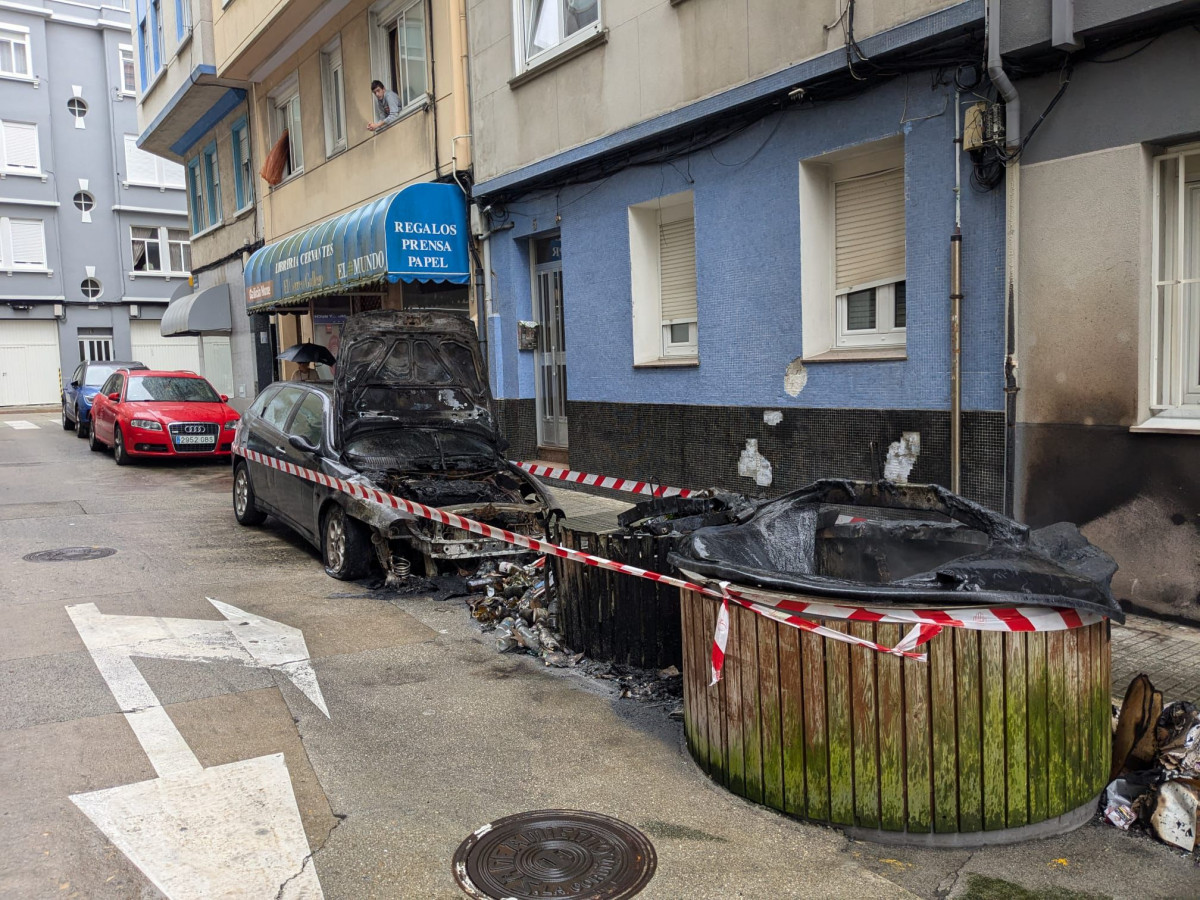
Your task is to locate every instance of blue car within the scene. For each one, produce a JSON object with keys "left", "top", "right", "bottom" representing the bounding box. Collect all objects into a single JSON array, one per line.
[{"left": 62, "top": 360, "right": 146, "bottom": 437}]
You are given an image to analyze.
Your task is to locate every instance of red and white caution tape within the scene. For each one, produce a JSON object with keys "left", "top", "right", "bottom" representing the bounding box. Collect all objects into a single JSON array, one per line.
[
  {"left": 512, "top": 461, "right": 698, "bottom": 499},
  {"left": 235, "top": 445, "right": 1106, "bottom": 685}
]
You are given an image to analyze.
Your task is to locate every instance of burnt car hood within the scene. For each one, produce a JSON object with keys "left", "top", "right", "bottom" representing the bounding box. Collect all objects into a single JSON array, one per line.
[
  {"left": 668, "top": 479, "right": 1122, "bottom": 621},
  {"left": 333, "top": 310, "right": 501, "bottom": 458}
]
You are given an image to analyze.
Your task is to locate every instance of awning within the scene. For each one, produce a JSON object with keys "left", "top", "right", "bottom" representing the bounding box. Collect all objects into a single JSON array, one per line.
[
  {"left": 243, "top": 182, "right": 470, "bottom": 313},
  {"left": 160, "top": 283, "right": 232, "bottom": 336}
]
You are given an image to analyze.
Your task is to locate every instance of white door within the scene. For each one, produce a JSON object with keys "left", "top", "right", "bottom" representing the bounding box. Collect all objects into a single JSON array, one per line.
[
  {"left": 0, "top": 319, "right": 61, "bottom": 406},
  {"left": 129, "top": 321, "right": 234, "bottom": 396}
]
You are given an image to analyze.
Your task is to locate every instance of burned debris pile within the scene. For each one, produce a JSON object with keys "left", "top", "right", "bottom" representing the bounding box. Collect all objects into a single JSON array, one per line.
[{"left": 1106, "top": 674, "right": 1200, "bottom": 852}]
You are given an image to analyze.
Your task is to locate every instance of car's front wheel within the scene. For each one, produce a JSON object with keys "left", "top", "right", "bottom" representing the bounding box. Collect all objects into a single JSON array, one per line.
[
  {"left": 233, "top": 462, "right": 267, "bottom": 526},
  {"left": 321, "top": 504, "right": 372, "bottom": 580},
  {"left": 113, "top": 425, "right": 131, "bottom": 466}
]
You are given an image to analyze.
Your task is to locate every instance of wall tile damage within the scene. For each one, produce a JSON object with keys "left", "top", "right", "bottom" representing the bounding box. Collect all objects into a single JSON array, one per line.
[
  {"left": 784, "top": 359, "right": 808, "bottom": 396},
  {"left": 884, "top": 432, "right": 921, "bottom": 484},
  {"left": 738, "top": 438, "right": 773, "bottom": 487}
]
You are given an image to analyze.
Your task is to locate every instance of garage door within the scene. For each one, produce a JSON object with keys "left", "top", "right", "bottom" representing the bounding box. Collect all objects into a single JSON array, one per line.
[
  {"left": 129, "top": 321, "right": 233, "bottom": 396},
  {"left": 0, "top": 319, "right": 61, "bottom": 407}
]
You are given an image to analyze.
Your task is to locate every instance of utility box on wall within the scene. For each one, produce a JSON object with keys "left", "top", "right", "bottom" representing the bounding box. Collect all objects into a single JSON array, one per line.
[{"left": 517, "top": 320, "right": 539, "bottom": 351}]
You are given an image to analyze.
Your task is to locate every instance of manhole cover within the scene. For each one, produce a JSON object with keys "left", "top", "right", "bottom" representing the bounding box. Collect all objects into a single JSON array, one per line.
[
  {"left": 453, "top": 810, "right": 656, "bottom": 900},
  {"left": 22, "top": 547, "right": 117, "bottom": 562}
]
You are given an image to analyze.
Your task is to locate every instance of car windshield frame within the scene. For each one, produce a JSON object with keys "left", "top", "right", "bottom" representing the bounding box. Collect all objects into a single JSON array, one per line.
[{"left": 125, "top": 375, "right": 221, "bottom": 403}]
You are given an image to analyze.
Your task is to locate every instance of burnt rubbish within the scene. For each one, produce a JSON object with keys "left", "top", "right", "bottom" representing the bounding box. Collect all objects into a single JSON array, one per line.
[{"left": 669, "top": 479, "right": 1121, "bottom": 620}]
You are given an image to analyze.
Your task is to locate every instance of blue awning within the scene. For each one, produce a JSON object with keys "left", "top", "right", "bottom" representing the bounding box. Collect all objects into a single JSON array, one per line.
[{"left": 243, "top": 182, "right": 470, "bottom": 313}]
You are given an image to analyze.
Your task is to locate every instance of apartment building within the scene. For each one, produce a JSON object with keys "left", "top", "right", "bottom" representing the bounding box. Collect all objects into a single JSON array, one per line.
[{"left": 0, "top": 0, "right": 193, "bottom": 408}]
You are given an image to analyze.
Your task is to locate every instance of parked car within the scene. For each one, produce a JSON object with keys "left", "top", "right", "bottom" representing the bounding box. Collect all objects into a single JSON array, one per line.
[
  {"left": 88, "top": 369, "right": 240, "bottom": 465},
  {"left": 232, "top": 310, "right": 558, "bottom": 580},
  {"left": 62, "top": 360, "right": 147, "bottom": 438}
]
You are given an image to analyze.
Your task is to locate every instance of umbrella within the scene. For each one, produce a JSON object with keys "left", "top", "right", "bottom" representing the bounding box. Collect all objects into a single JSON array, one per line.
[{"left": 277, "top": 343, "right": 336, "bottom": 366}]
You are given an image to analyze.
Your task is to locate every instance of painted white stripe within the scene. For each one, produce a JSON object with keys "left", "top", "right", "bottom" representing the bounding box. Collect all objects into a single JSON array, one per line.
[{"left": 6, "top": 420, "right": 39, "bottom": 429}]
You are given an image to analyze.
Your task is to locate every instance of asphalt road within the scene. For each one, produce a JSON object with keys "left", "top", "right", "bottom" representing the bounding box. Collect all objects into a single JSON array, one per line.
[{"left": 2, "top": 409, "right": 1198, "bottom": 900}]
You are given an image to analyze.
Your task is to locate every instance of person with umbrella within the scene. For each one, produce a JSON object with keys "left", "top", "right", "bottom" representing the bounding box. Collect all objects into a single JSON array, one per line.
[{"left": 278, "top": 343, "right": 337, "bottom": 382}]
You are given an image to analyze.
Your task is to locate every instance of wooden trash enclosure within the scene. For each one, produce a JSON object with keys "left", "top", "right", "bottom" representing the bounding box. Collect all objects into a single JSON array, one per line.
[
  {"left": 679, "top": 588, "right": 1111, "bottom": 844},
  {"left": 553, "top": 521, "right": 683, "bottom": 670}
]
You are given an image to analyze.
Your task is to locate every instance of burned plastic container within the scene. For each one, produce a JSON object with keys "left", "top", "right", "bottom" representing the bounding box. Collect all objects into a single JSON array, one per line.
[
  {"left": 553, "top": 492, "right": 753, "bottom": 670},
  {"left": 668, "top": 480, "right": 1121, "bottom": 846}
]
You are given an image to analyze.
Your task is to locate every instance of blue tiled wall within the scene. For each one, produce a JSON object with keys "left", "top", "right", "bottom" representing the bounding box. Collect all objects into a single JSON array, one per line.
[{"left": 487, "top": 75, "right": 1005, "bottom": 413}]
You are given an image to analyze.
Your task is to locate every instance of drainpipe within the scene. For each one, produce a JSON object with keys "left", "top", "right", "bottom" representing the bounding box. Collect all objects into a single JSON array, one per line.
[
  {"left": 987, "top": 0, "right": 1022, "bottom": 516},
  {"left": 950, "top": 89, "right": 963, "bottom": 495}
]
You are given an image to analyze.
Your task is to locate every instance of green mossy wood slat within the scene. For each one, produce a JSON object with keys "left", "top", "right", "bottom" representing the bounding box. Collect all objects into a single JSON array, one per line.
[
  {"left": 779, "top": 625, "right": 807, "bottom": 817},
  {"left": 825, "top": 622, "right": 854, "bottom": 826},
  {"left": 904, "top": 651, "right": 933, "bottom": 833},
  {"left": 877, "top": 623, "right": 906, "bottom": 832},
  {"left": 679, "top": 590, "right": 1109, "bottom": 838},
  {"left": 740, "top": 604, "right": 764, "bottom": 804},
  {"left": 1005, "top": 632, "right": 1029, "bottom": 828},
  {"left": 931, "top": 629, "right": 959, "bottom": 832},
  {"left": 981, "top": 631, "right": 1007, "bottom": 830},
  {"left": 802, "top": 629, "right": 831, "bottom": 822},
  {"left": 850, "top": 623, "right": 881, "bottom": 828},
  {"left": 758, "top": 619, "right": 785, "bottom": 811}
]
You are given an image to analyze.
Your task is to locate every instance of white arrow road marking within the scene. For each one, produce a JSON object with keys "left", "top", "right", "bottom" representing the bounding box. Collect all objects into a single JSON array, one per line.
[
  {"left": 6, "top": 419, "right": 39, "bottom": 429},
  {"left": 65, "top": 599, "right": 328, "bottom": 899}
]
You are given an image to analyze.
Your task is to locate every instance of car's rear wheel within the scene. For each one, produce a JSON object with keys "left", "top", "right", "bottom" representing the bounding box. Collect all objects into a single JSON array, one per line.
[
  {"left": 113, "top": 425, "right": 131, "bottom": 466},
  {"left": 233, "top": 462, "right": 267, "bottom": 526},
  {"left": 89, "top": 423, "right": 104, "bottom": 452},
  {"left": 62, "top": 404, "right": 74, "bottom": 431},
  {"left": 75, "top": 405, "right": 88, "bottom": 438},
  {"left": 322, "top": 504, "right": 372, "bottom": 580}
]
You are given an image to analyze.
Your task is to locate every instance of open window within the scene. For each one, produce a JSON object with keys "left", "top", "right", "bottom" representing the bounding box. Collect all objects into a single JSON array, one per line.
[
  {"left": 269, "top": 77, "right": 303, "bottom": 180},
  {"left": 369, "top": 0, "right": 428, "bottom": 113},
  {"left": 512, "top": 0, "right": 601, "bottom": 75}
]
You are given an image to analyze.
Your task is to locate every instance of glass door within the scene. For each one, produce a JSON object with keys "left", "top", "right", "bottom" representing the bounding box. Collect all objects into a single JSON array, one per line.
[{"left": 533, "top": 237, "right": 567, "bottom": 449}]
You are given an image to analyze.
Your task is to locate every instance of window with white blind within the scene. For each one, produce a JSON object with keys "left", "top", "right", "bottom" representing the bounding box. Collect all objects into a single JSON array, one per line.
[
  {"left": 124, "top": 134, "right": 185, "bottom": 189},
  {"left": 0, "top": 24, "right": 31, "bottom": 78},
  {"left": 0, "top": 217, "right": 48, "bottom": 270},
  {"left": 118, "top": 46, "right": 136, "bottom": 95},
  {"left": 1140, "top": 143, "right": 1200, "bottom": 432},
  {"left": 800, "top": 136, "right": 906, "bottom": 358},
  {"left": 834, "top": 167, "right": 906, "bottom": 347},
  {"left": 629, "top": 191, "right": 699, "bottom": 364},
  {"left": 0, "top": 120, "right": 40, "bottom": 174}
]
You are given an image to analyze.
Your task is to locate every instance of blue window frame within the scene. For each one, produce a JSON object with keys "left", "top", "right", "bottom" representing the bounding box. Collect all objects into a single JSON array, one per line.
[
  {"left": 175, "top": 0, "right": 190, "bottom": 40},
  {"left": 136, "top": 0, "right": 163, "bottom": 87},
  {"left": 186, "top": 157, "right": 203, "bottom": 233},
  {"left": 201, "top": 142, "right": 221, "bottom": 227},
  {"left": 230, "top": 118, "right": 252, "bottom": 211}
]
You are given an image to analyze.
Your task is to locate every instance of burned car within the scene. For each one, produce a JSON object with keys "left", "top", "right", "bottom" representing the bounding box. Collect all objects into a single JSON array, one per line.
[{"left": 232, "top": 310, "right": 557, "bottom": 580}]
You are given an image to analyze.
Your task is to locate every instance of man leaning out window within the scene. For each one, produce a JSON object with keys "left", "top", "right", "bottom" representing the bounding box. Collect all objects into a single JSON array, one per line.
[{"left": 367, "top": 80, "right": 403, "bottom": 133}]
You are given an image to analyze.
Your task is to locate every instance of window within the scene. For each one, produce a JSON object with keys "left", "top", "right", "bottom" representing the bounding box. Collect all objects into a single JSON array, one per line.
[
  {"left": 73, "top": 191, "right": 95, "bottom": 212},
  {"left": 67, "top": 97, "right": 88, "bottom": 124},
  {"left": 321, "top": 41, "right": 347, "bottom": 156},
  {"left": 119, "top": 47, "right": 136, "bottom": 94},
  {"left": 80, "top": 331, "right": 114, "bottom": 362},
  {"left": 124, "top": 134, "right": 185, "bottom": 188},
  {"left": 136, "top": 0, "right": 161, "bottom": 88},
  {"left": 187, "top": 157, "right": 203, "bottom": 232},
  {"left": 131, "top": 225, "right": 190, "bottom": 274},
  {"left": 80, "top": 278, "right": 102, "bottom": 299},
  {"left": 231, "top": 119, "right": 252, "bottom": 211},
  {"left": 1, "top": 120, "right": 40, "bottom": 174},
  {"left": 1147, "top": 144, "right": 1200, "bottom": 425},
  {"left": 152, "top": 0, "right": 163, "bottom": 68},
  {"left": 629, "top": 191, "right": 698, "bottom": 364},
  {"left": 800, "top": 136, "right": 906, "bottom": 358},
  {"left": 0, "top": 217, "right": 48, "bottom": 270},
  {"left": 287, "top": 392, "right": 325, "bottom": 445},
  {"left": 270, "top": 82, "right": 303, "bottom": 178},
  {"left": 370, "top": 0, "right": 427, "bottom": 110},
  {"left": 513, "top": 0, "right": 601, "bottom": 73},
  {"left": 262, "top": 386, "right": 304, "bottom": 430},
  {"left": 175, "top": 0, "right": 191, "bottom": 40},
  {"left": 0, "top": 24, "right": 31, "bottom": 78},
  {"left": 201, "top": 142, "right": 221, "bottom": 227}
]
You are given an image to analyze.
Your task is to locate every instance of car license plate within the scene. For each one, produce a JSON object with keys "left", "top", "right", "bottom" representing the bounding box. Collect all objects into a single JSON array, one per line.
[{"left": 176, "top": 435, "right": 215, "bottom": 445}]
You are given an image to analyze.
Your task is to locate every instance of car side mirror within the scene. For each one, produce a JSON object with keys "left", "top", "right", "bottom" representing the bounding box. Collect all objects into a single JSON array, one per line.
[
  {"left": 288, "top": 434, "right": 319, "bottom": 454},
  {"left": 220, "top": 394, "right": 229, "bottom": 402},
  {"left": 70, "top": 380, "right": 80, "bottom": 388},
  {"left": 107, "top": 392, "right": 120, "bottom": 402}
]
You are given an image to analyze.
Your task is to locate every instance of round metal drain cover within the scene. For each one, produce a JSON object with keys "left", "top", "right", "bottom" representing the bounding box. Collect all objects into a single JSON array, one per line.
[
  {"left": 22, "top": 547, "right": 117, "bottom": 563},
  {"left": 453, "top": 809, "right": 656, "bottom": 900}
]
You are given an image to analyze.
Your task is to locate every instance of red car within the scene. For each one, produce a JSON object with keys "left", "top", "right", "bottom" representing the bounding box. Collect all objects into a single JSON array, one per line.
[{"left": 88, "top": 368, "right": 240, "bottom": 465}]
